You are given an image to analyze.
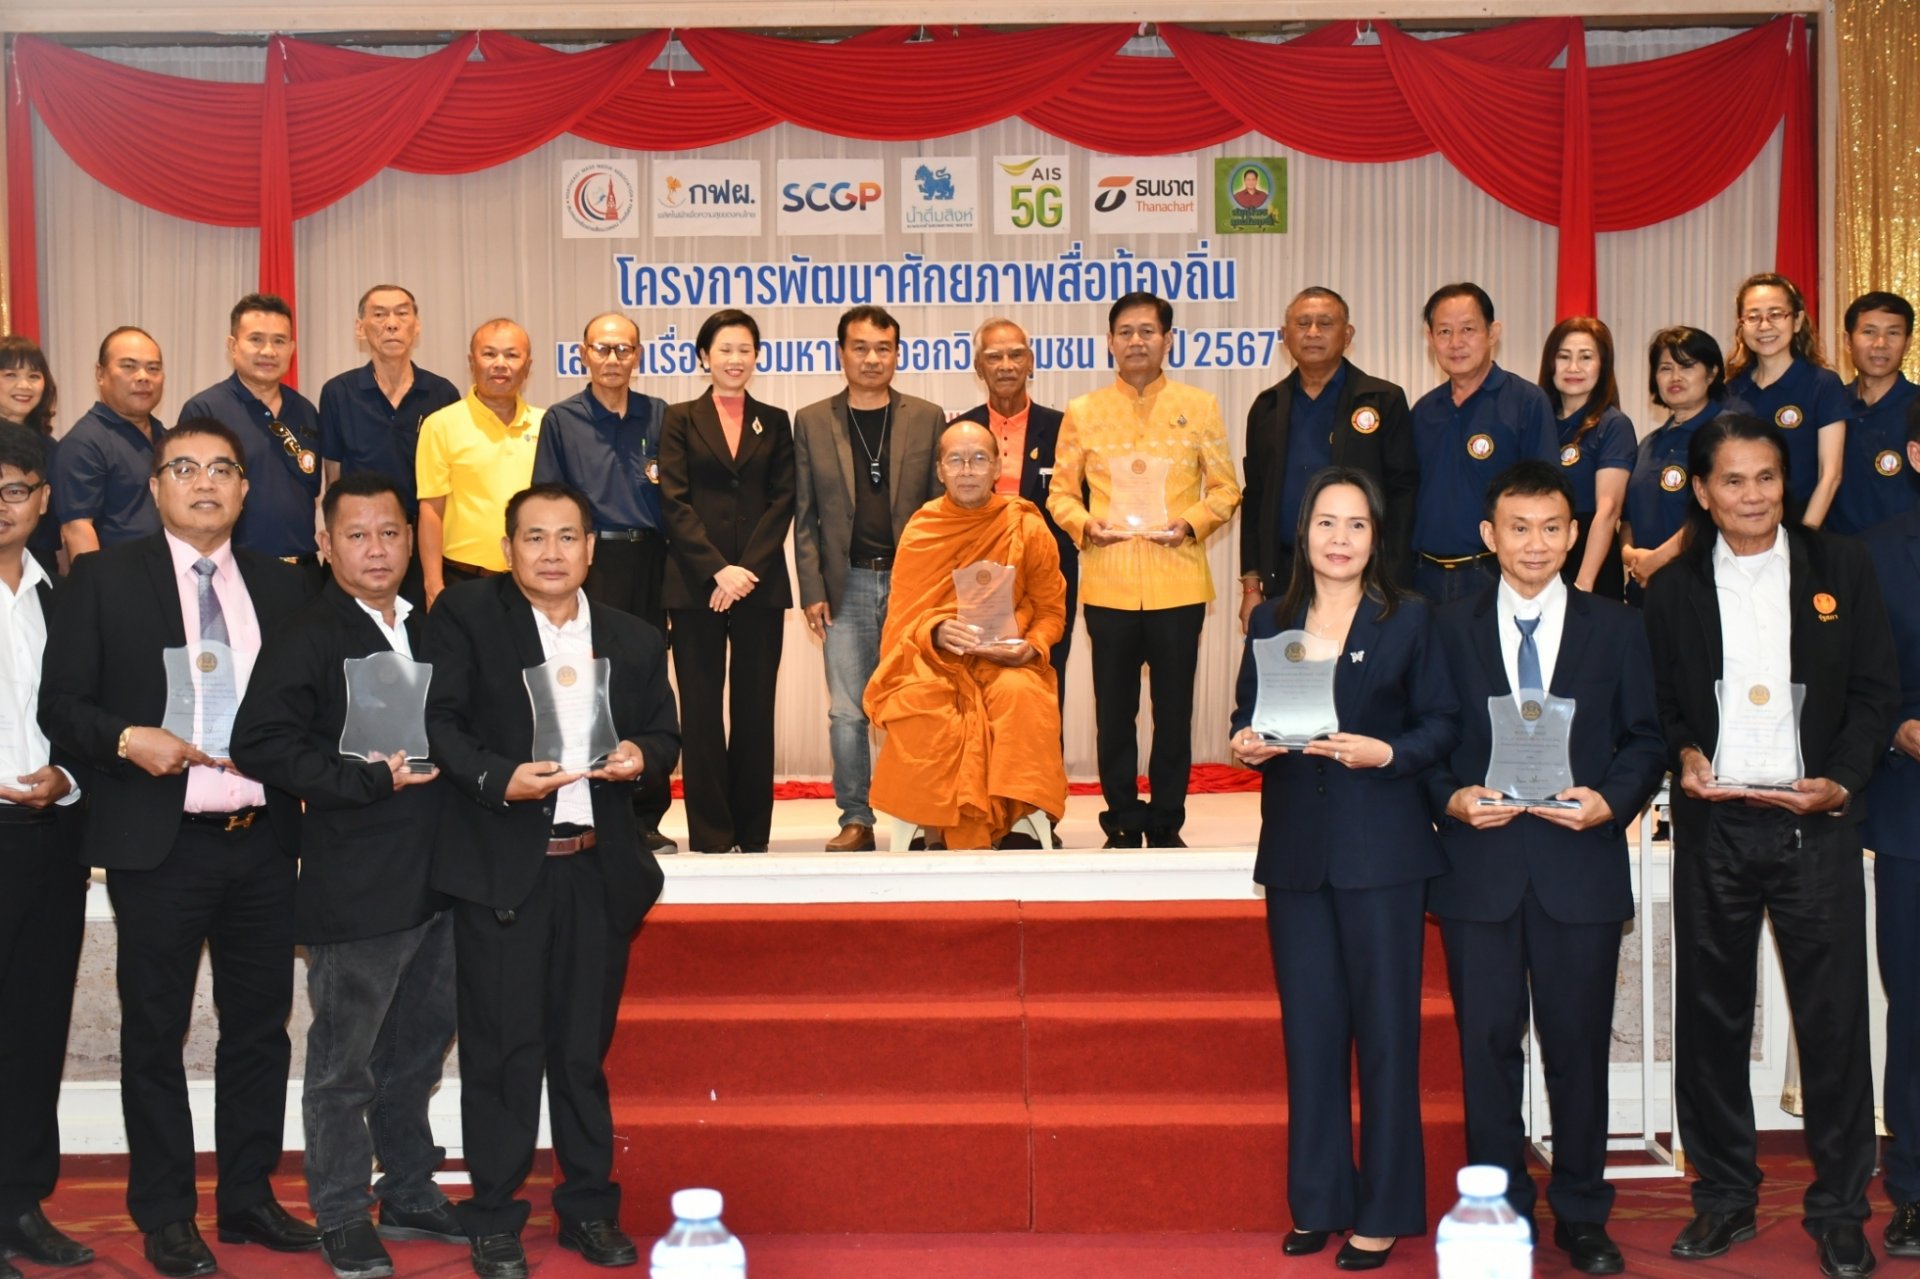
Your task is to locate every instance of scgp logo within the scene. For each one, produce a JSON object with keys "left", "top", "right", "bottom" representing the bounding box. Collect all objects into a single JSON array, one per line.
[{"left": 781, "top": 180, "right": 883, "bottom": 212}]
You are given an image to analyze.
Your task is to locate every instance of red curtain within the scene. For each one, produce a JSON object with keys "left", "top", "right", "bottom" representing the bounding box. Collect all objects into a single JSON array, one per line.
[{"left": 4, "top": 18, "right": 1816, "bottom": 339}]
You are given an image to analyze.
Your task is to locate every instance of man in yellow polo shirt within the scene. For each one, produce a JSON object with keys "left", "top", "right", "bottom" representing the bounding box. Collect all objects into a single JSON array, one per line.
[
  {"left": 416, "top": 318, "right": 544, "bottom": 607},
  {"left": 1048, "top": 291, "right": 1240, "bottom": 848}
]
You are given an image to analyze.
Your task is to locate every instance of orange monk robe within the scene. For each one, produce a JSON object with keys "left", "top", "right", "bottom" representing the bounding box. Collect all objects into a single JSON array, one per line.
[{"left": 865, "top": 493, "right": 1069, "bottom": 848}]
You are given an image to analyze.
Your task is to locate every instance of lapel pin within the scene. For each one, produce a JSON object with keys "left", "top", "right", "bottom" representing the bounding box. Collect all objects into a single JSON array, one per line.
[
  {"left": 1350, "top": 650, "right": 1365, "bottom": 663},
  {"left": 752, "top": 418, "right": 764, "bottom": 436},
  {"left": 1029, "top": 447, "right": 1039, "bottom": 460},
  {"left": 1175, "top": 414, "right": 1188, "bottom": 426}
]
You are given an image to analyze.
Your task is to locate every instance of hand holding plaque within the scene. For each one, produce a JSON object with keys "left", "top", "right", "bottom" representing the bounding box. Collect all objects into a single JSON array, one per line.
[
  {"left": 952, "top": 560, "right": 1024, "bottom": 651},
  {"left": 1106, "top": 454, "right": 1172, "bottom": 536},
  {"left": 1478, "top": 691, "right": 1579, "bottom": 809},
  {"left": 525, "top": 656, "right": 618, "bottom": 772},
  {"left": 1711, "top": 674, "right": 1804, "bottom": 790},
  {"left": 1248, "top": 630, "right": 1339, "bottom": 746},
  {"left": 340, "top": 653, "right": 435, "bottom": 773},
  {"left": 161, "top": 641, "right": 238, "bottom": 759}
]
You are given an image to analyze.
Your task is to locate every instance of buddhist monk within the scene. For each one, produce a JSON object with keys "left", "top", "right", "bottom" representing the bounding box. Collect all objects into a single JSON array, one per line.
[{"left": 865, "top": 421, "right": 1070, "bottom": 849}]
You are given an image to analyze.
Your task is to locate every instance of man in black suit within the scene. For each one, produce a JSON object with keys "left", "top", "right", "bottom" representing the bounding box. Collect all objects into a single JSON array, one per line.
[
  {"left": 1644, "top": 414, "right": 1897, "bottom": 1279},
  {"left": 425, "top": 482, "right": 675, "bottom": 1279},
  {"left": 39, "top": 419, "right": 316, "bottom": 1277},
  {"left": 230, "top": 471, "right": 461, "bottom": 1279},
  {"left": 952, "top": 317, "right": 1077, "bottom": 711},
  {"left": 0, "top": 427, "right": 93, "bottom": 1279},
  {"left": 1241, "top": 286, "right": 1418, "bottom": 625},
  {"left": 1426, "top": 460, "right": 1666, "bottom": 1274}
]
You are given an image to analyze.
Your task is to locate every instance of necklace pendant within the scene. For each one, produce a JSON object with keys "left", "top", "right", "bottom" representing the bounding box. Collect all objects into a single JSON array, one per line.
[{"left": 869, "top": 461, "right": 883, "bottom": 487}]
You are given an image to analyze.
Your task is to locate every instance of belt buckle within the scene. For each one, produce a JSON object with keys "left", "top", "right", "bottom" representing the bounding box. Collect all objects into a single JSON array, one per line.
[{"left": 225, "top": 811, "right": 256, "bottom": 832}]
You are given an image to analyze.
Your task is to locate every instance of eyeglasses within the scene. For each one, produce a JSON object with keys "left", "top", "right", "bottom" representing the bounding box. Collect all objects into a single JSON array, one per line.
[
  {"left": 587, "top": 343, "right": 638, "bottom": 359},
  {"left": 1741, "top": 308, "right": 1795, "bottom": 327},
  {"left": 157, "top": 459, "right": 245, "bottom": 484},
  {"left": 941, "top": 452, "right": 996, "bottom": 472},
  {"left": 0, "top": 480, "right": 45, "bottom": 505}
]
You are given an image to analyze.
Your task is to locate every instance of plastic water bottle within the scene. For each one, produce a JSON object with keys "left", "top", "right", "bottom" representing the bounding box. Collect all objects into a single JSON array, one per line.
[
  {"left": 1435, "top": 1165, "right": 1533, "bottom": 1279},
  {"left": 649, "top": 1188, "right": 746, "bottom": 1277}
]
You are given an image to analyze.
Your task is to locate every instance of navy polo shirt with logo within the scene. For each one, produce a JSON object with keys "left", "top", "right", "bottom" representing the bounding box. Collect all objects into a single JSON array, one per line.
[
  {"left": 1624, "top": 399, "right": 1748, "bottom": 554},
  {"left": 1828, "top": 374, "right": 1920, "bottom": 535},
  {"left": 531, "top": 387, "right": 668, "bottom": 533},
  {"left": 1410, "top": 363, "right": 1557, "bottom": 556},
  {"left": 1554, "top": 404, "right": 1636, "bottom": 515},
  {"left": 178, "top": 372, "right": 322, "bottom": 558},
  {"left": 51, "top": 401, "right": 167, "bottom": 545},
  {"left": 1278, "top": 363, "right": 1345, "bottom": 544},
  {"left": 1726, "top": 356, "right": 1848, "bottom": 506},
  {"left": 317, "top": 361, "right": 461, "bottom": 519}
]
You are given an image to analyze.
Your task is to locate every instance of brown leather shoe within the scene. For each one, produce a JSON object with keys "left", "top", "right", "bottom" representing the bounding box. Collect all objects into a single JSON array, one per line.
[{"left": 825, "top": 823, "right": 875, "bottom": 851}]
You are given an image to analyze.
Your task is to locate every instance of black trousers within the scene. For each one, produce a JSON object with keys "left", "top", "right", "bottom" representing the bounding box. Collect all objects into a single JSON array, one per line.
[
  {"left": 1440, "top": 889, "right": 1623, "bottom": 1226},
  {"left": 1562, "top": 511, "right": 1625, "bottom": 603},
  {"left": 668, "top": 605, "right": 783, "bottom": 852},
  {"left": 1083, "top": 602, "right": 1205, "bottom": 835},
  {"left": 0, "top": 813, "right": 87, "bottom": 1213},
  {"left": 106, "top": 822, "right": 297, "bottom": 1230},
  {"left": 1049, "top": 575, "right": 1078, "bottom": 717},
  {"left": 453, "top": 851, "right": 631, "bottom": 1236},
  {"left": 586, "top": 537, "right": 671, "bottom": 831},
  {"left": 1673, "top": 802, "right": 1876, "bottom": 1231}
]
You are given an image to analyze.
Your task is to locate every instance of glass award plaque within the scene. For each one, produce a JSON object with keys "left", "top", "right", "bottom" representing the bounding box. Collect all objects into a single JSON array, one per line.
[
  {"left": 1106, "top": 453, "right": 1171, "bottom": 535},
  {"left": 1712, "top": 675, "right": 1804, "bottom": 790},
  {"left": 1479, "top": 691, "right": 1579, "bottom": 809},
  {"left": 161, "top": 641, "right": 237, "bottom": 758},
  {"left": 1248, "top": 630, "right": 1339, "bottom": 746},
  {"left": 525, "top": 655, "right": 618, "bottom": 772},
  {"left": 339, "top": 653, "right": 434, "bottom": 773},
  {"left": 953, "top": 560, "right": 1022, "bottom": 648}
]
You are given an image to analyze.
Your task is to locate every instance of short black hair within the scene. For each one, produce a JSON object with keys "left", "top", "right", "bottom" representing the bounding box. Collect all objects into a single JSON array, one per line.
[
  {"left": 837, "top": 306, "right": 900, "bottom": 348},
  {"left": 160, "top": 418, "right": 248, "bottom": 472},
  {"left": 0, "top": 421, "right": 49, "bottom": 479},
  {"left": 97, "top": 325, "right": 158, "bottom": 369},
  {"left": 321, "top": 471, "right": 406, "bottom": 528},
  {"left": 697, "top": 308, "right": 761, "bottom": 353},
  {"left": 1108, "top": 291, "right": 1173, "bottom": 332},
  {"left": 1844, "top": 291, "right": 1915, "bottom": 333},
  {"left": 230, "top": 293, "right": 294, "bottom": 334},
  {"left": 1482, "top": 459, "right": 1575, "bottom": 522},
  {"left": 1423, "top": 282, "right": 1495, "bottom": 328},
  {"left": 1287, "top": 287, "right": 1350, "bottom": 321},
  {"left": 1646, "top": 326, "right": 1728, "bottom": 405},
  {"left": 504, "top": 482, "right": 593, "bottom": 538},
  {"left": 1686, "top": 412, "right": 1801, "bottom": 538}
]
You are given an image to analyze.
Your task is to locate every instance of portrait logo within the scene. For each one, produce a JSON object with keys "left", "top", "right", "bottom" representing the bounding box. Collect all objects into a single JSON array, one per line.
[
  {"left": 1660, "top": 464, "right": 1687, "bottom": 491},
  {"left": 560, "top": 160, "right": 639, "bottom": 240},
  {"left": 1814, "top": 592, "right": 1838, "bottom": 616},
  {"left": 898, "top": 156, "right": 977, "bottom": 235},
  {"left": 1089, "top": 157, "right": 1197, "bottom": 232},
  {"left": 993, "top": 155, "right": 1069, "bottom": 235},
  {"left": 1877, "top": 449, "right": 1903, "bottom": 477},
  {"left": 1215, "top": 157, "right": 1288, "bottom": 234},
  {"left": 1776, "top": 405, "right": 1803, "bottom": 429},
  {"left": 1467, "top": 433, "right": 1495, "bottom": 460},
  {"left": 777, "top": 159, "right": 886, "bottom": 236},
  {"left": 650, "top": 160, "right": 762, "bottom": 238},
  {"left": 1350, "top": 407, "right": 1380, "bottom": 435},
  {"left": 1560, "top": 443, "right": 1581, "bottom": 467}
]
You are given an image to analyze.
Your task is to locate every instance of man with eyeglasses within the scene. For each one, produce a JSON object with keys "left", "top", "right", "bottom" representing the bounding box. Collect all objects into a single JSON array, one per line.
[
  {"left": 316, "top": 285, "right": 462, "bottom": 605},
  {"left": 864, "top": 421, "right": 1067, "bottom": 850},
  {"left": 180, "top": 294, "right": 323, "bottom": 575},
  {"left": 53, "top": 326, "right": 169, "bottom": 558},
  {"left": 39, "top": 420, "right": 315, "bottom": 1278},
  {"left": 1241, "top": 287, "right": 1418, "bottom": 627},
  {"left": 0, "top": 426, "right": 92, "bottom": 1279},
  {"left": 531, "top": 313, "right": 674, "bottom": 852}
]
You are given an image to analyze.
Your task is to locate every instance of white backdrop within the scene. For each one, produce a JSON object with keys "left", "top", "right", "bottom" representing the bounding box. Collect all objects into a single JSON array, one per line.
[{"left": 29, "top": 29, "right": 1780, "bottom": 779}]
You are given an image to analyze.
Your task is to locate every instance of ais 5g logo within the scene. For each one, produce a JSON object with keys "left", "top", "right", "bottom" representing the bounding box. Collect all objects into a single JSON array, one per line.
[{"left": 995, "top": 156, "right": 1069, "bottom": 235}]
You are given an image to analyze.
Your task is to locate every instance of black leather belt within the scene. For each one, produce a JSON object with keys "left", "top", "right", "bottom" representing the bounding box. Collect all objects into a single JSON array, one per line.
[
  {"left": 596, "top": 529, "right": 657, "bottom": 543},
  {"left": 1419, "top": 551, "right": 1495, "bottom": 570},
  {"left": 279, "top": 554, "right": 320, "bottom": 567},
  {"left": 849, "top": 556, "right": 893, "bottom": 571},
  {"left": 182, "top": 806, "right": 265, "bottom": 832}
]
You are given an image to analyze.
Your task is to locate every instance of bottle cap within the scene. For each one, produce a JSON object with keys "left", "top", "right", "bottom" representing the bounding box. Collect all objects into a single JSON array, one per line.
[
  {"left": 671, "top": 1188, "right": 724, "bottom": 1220},
  {"left": 1456, "top": 1165, "right": 1509, "bottom": 1198}
]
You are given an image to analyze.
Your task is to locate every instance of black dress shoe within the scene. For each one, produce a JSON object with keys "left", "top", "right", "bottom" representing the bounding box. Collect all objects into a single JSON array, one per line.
[
  {"left": 1334, "top": 1238, "right": 1395, "bottom": 1270},
  {"left": 1818, "top": 1223, "right": 1877, "bottom": 1278},
  {"left": 558, "top": 1219, "right": 638, "bottom": 1267},
  {"left": 738, "top": 844, "right": 769, "bottom": 853},
  {"left": 0, "top": 1206, "right": 95, "bottom": 1266},
  {"left": 1886, "top": 1202, "right": 1920, "bottom": 1257},
  {"left": 1554, "top": 1220, "right": 1624, "bottom": 1275},
  {"left": 469, "top": 1233, "right": 528, "bottom": 1279},
  {"left": 1282, "top": 1228, "right": 1335, "bottom": 1256},
  {"left": 376, "top": 1200, "right": 466, "bottom": 1244},
  {"left": 144, "top": 1220, "right": 217, "bottom": 1278},
  {"left": 996, "top": 832, "right": 1043, "bottom": 849},
  {"left": 321, "top": 1221, "right": 393, "bottom": 1279},
  {"left": 1102, "top": 829, "right": 1144, "bottom": 849},
  {"left": 643, "top": 830, "right": 678, "bottom": 853},
  {"left": 1670, "top": 1207, "right": 1756, "bottom": 1259},
  {"left": 216, "top": 1200, "right": 322, "bottom": 1252},
  {"left": 1144, "top": 827, "right": 1187, "bottom": 848}
]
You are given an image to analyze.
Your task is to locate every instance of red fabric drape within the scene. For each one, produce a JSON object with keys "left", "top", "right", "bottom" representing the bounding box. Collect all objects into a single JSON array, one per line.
[
  {"left": 2, "top": 21, "right": 1817, "bottom": 340},
  {"left": 5, "top": 47, "right": 40, "bottom": 341}
]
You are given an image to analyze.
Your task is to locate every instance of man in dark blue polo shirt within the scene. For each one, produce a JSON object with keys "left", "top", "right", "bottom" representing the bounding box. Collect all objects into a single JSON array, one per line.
[
  {"left": 54, "top": 326, "right": 169, "bottom": 560},
  {"left": 532, "top": 311, "right": 674, "bottom": 852},
  {"left": 1409, "top": 282, "right": 1557, "bottom": 602},
  {"left": 178, "top": 294, "right": 322, "bottom": 569},
  {"left": 316, "top": 285, "right": 460, "bottom": 604},
  {"left": 1830, "top": 291, "right": 1920, "bottom": 536}
]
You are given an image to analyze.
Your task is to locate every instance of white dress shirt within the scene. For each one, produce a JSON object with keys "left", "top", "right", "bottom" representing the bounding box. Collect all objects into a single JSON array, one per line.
[
  {"left": 1495, "top": 571, "right": 1568, "bottom": 708},
  {"left": 354, "top": 594, "right": 415, "bottom": 659},
  {"left": 1713, "top": 529, "right": 1793, "bottom": 688},
  {"left": 532, "top": 589, "right": 596, "bottom": 828},
  {"left": 0, "top": 554, "right": 79, "bottom": 806}
]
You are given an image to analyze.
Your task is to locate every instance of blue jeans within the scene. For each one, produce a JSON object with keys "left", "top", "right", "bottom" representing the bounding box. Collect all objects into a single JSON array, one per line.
[
  {"left": 822, "top": 566, "right": 890, "bottom": 828},
  {"left": 303, "top": 911, "right": 457, "bottom": 1230}
]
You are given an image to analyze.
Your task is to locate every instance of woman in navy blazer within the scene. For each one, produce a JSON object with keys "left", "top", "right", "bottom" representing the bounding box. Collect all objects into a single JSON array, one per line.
[{"left": 1230, "top": 467, "right": 1460, "bottom": 1269}]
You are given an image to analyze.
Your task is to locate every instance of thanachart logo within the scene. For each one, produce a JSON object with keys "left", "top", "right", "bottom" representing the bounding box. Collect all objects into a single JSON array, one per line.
[
  {"left": 777, "top": 159, "right": 887, "bottom": 235},
  {"left": 650, "top": 161, "right": 762, "bottom": 238},
  {"left": 1094, "top": 175, "right": 1131, "bottom": 214},
  {"left": 1089, "top": 158, "right": 1197, "bottom": 232},
  {"left": 560, "top": 160, "right": 639, "bottom": 240}
]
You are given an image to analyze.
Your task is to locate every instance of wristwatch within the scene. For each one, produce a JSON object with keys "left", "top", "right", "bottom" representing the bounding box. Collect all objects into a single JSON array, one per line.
[{"left": 116, "top": 726, "right": 135, "bottom": 759}]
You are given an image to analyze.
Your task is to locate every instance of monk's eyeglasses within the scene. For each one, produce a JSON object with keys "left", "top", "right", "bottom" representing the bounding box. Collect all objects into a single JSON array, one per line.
[{"left": 942, "top": 452, "right": 995, "bottom": 472}]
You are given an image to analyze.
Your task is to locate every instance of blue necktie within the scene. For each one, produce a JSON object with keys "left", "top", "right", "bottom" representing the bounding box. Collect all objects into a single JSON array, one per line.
[{"left": 1514, "top": 615, "right": 1542, "bottom": 692}]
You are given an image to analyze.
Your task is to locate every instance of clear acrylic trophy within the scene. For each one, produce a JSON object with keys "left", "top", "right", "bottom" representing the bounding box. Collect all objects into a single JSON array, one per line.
[
  {"left": 525, "top": 655, "right": 618, "bottom": 772},
  {"left": 1106, "top": 454, "right": 1171, "bottom": 535},
  {"left": 1248, "top": 630, "right": 1339, "bottom": 746},
  {"left": 952, "top": 560, "right": 1022, "bottom": 649},
  {"left": 1479, "top": 691, "right": 1579, "bottom": 809},
  {"left": 1712, "top": 675, "right": 1804, "bottom": 790},
  {"left": 161, "top": 640, "right": 237, "bottom": 759},
  {"left": 339, "top": 652, "right": 434, "bottom": 773}
]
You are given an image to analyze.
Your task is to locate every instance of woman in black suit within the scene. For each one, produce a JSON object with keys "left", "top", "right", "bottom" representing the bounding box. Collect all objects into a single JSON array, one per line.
[
  {"left": 1229, "top": 466, "right": 1460, "bottom": 1269},
  {"left": 659, "top": 309, "right": 796, "bottom": 853}
]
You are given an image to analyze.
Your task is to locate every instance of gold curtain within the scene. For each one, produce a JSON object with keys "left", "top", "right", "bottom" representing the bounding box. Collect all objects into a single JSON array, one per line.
[{"left": 1837, "top": 0, "right": 1920, "bottom": 376}]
